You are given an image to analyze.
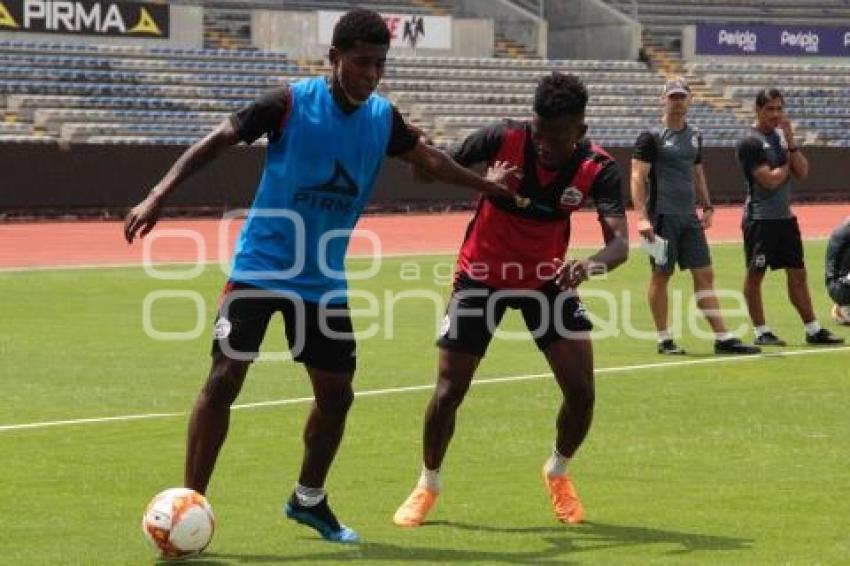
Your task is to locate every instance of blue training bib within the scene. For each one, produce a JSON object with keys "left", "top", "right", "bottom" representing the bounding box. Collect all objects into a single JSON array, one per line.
[{"left": 230, "top": 77, "right": 393, "bottom": 304}]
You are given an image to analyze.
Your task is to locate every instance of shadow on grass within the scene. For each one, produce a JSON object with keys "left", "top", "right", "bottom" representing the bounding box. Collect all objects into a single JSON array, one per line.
[{"left": 194, "top": 519, "right": 752, "bottom": 564}]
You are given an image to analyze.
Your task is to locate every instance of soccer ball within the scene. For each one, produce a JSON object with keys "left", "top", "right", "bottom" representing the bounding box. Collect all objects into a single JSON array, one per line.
[{"left": 142, "top": 488, "right": 215, "bottom": 560}]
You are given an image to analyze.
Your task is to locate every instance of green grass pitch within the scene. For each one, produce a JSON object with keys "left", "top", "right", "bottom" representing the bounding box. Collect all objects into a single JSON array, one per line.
[{"left": 1, "top": 242, "right": 849, "bottom": 565}]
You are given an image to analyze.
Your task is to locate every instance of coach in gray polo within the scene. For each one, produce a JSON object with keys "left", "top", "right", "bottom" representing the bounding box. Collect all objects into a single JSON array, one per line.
[{"left": 631, "top": 77, "right": 759, "bottom": 355}]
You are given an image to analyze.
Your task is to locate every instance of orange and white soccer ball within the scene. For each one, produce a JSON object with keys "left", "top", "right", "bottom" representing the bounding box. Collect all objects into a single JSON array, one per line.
[{"left": 142, "top": 488, "right": 215, "bottom": 560}]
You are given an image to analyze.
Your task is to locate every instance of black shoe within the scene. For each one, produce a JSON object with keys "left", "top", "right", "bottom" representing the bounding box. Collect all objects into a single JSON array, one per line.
[
  {"left": 805, "top": 328, "right": 845, "bottom": 345},
  {"left": 715, "top": 337, "right": 761, "bottom": 355},
  {"left": 657, "top": 339, "right": 686, "bottom": 355},
  {"left": 754, "top": 331, "right": 786, "bottom": 346},
  {"left": 284, "top": 493, "right": 359, "bottom": 543}
]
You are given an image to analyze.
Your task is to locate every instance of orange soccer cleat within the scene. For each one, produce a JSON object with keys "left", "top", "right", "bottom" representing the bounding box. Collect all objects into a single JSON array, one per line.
[
  {"left": 393, "top": 487, "right": 438, "bottom": 527},
  {"left": 542, "top": 468, "right": 585, "bottom": 524}
]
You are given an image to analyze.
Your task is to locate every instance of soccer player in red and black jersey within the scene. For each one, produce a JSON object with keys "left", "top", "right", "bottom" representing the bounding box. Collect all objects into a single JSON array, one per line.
[{"left": 393, "top": 73, "right": 629, "bottom": 527}]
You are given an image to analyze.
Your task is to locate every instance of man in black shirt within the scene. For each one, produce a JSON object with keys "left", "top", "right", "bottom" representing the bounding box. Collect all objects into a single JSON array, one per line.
[
  {"left": 394, "top": 73, "right": 630, "bottom": 528},
  {"left": 735, "top": 88, "right": 843, "bottom": 346}
]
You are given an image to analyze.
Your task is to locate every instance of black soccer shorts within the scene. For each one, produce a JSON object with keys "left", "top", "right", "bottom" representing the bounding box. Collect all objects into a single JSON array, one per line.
[
  {"left": 743, "top": 217, "right": 805, "bottom": 271},
  {"left": 211, "top": 281, "right": 356, "bottom": 372},
  {"left": 649, "top": 213, "right": 712, "bottom": 273},
  {"left": 436, "top": 273, "right": 593, "bottom": 358}
]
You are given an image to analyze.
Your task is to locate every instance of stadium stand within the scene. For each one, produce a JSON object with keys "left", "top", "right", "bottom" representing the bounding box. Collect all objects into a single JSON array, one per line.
[
  {"left": 0, "top": 36, "right": 751, "bottom": 148},
  {"left": 595, "top": 1, "right": 850, "bottom": 148},
  {"left": 14, "top": 0, "right": 827, "bottom": 149},
  {"left": 4, "top": 0, "right": 850, "bottom": 215},
  {"left": 0, "top": 38, "right": 310, "bottom": 145},
  {"left": 688, "top": 60, "right": 850, "bottom": 147}
]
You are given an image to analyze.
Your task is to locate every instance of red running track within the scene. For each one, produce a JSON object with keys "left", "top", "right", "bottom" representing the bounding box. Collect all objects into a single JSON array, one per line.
[{"left": 1, "top": 204, "right": 847, "bottom": 269}]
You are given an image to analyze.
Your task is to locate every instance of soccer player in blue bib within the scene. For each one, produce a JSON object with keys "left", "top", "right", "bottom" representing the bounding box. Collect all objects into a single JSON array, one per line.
[{"left": 124, "top": 9, "right": 512, "bottom": 544}]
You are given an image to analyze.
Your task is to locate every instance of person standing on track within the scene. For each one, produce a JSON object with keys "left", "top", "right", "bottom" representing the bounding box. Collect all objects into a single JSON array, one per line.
[
  {"left": 631, "top": 77, "right": 760, "bottom": 356},
  {"left": 124, "top": 8, "right": 515, "bottom": 544},
  {"left": 735, "top": 87, "right": 843, "bottom": 347},
  {"left": 393, "top": 73, "right": 630, "bottom": 528}
]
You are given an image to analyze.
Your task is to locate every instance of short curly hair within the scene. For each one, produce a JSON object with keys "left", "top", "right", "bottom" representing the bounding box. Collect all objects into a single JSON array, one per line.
[
  {"left": 332, "top": 9, "right": 391, "bottom": 51},
  {"left": 755, "top": 87, "right": 784, "bottom": 108},
  {"left": 534, "top": 72, "right": 588, "bottom": 120}
]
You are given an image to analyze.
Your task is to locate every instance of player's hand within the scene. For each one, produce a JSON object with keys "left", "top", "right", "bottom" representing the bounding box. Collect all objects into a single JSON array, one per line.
[
  {"left": 485, "top": 160, "right": 522, "bottom": 185},
  {"left": 124, "top": 191, "right": 164, "bottom": 244},
  {"left": 554, "top": 258, "right": 592, "bottom": 289},
  {"left": 484, "top": 160, "right": 523, "bottom": 202},
  {"left": 700, "top": 208, "right": 714, "bottom": 229},
  {"left": 637, "top": 218, "right": 655, "bottom": 242}
]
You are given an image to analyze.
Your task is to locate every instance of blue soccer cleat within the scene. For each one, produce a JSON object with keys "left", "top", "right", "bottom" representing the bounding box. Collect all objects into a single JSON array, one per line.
[{"left": 284, "top": 493, "right": 360, "bottom": 543}]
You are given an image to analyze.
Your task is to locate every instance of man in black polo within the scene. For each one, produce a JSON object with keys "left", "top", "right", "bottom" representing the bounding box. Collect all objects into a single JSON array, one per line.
[{"left": 735, "top": 87, "right": 843, "bottom": 346}]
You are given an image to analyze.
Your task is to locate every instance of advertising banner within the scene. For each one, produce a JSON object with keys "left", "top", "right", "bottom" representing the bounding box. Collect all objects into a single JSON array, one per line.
[
  {"left": 318, "top": 10, "right": 451, "bottom": 50},
  {"left": 696, "top": 24, "right": 850, "bottom": 57},
  {"left": 0, "top": 0, "right": 169, "bottom": 38}
]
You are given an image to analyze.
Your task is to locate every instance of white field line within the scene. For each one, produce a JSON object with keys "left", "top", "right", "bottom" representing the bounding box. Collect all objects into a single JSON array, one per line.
[
  {"left": 0, "top": 239, "right": 831, "bottom": 274},
  {"left": 2, "top": 345, "right": 847, "bottom": 433}
]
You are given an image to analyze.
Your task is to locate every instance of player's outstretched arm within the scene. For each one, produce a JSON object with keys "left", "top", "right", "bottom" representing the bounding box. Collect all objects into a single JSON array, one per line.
[
  {"left": 397, "top": 140, "right": 514, "bottom": 200},
  {"left": 124, "top": 119, "right": 240, "bottom": 243}
]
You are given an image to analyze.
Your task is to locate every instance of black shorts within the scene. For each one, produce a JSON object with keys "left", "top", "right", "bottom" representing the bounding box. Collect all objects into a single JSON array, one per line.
[
  {"left": 743, "top": 217, "right": 805, "bottom": 271},
  {"left": 650, "top": 213, "right": 711, "bottom": 273},
  {"left": 211, "top": 281, "right": 356, "bottom": 372},
  {"left": 436, "top": 273, "right": 593, "bottom": 358}
]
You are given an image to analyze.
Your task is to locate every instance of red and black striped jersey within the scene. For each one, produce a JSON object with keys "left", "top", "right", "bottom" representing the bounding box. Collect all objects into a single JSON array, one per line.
[{"left": 450, "top": 120, "right": 626, "bottom": 289}]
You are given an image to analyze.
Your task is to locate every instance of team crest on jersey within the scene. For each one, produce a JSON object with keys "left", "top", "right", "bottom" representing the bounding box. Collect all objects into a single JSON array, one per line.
[
  {"left": 515, "top": 196, "right": 531, "bottom": 209},
  {"left": 560, "top": 186, "right": 584, "bottom": 207}
]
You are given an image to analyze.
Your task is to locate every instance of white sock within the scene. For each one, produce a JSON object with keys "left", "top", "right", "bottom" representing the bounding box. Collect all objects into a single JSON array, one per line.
[
  {"left": 754, "top": 325, "right": 770, "bottom": 337},
  {"left": 804, "top": 320, "right": 822, "bottom": 336},
  {"left": 544, "top": 448, "right": 570, "bottom": 477},
  {"left": 417, "top": 466, "right": 441, "bottom": 492},
  {"left": 657, "top": 329, "right": 672, "bottom": 342},
  {"left": 716, "top": 332, "right": 734, "bottom": 342},
  {"left": 294, "top": 483, "right": 326, "bottom": 507}
]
